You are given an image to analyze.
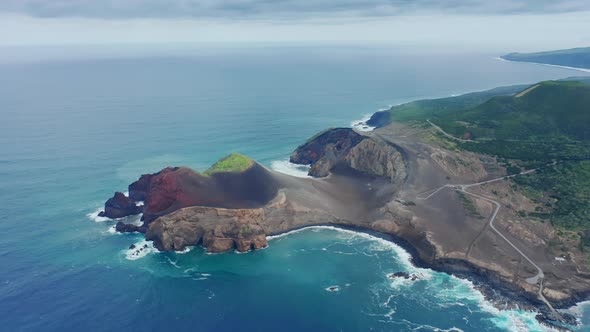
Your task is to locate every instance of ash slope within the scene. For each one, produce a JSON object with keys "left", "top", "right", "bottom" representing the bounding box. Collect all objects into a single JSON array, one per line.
[{"left": 102, "top": 132, "right": 407, "bottom": 254}]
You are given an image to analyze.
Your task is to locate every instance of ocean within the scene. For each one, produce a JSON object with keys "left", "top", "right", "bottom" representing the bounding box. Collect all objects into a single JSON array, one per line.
[{"left": 1, "top": 44, "right": 589, "bottom": 331}]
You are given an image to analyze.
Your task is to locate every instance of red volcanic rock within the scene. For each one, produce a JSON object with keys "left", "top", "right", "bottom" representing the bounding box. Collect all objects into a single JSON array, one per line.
[
  {"left": 128, "top": 167, "right": 178, "bottom": 202},
  {"left": 99, "top": 192, "right": 142, "bottom": 219},
  {"left": 121, "top": 164, "right": 279, "bottom": 223}
]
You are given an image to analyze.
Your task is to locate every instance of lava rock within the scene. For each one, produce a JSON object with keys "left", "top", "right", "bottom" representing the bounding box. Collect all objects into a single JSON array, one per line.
[
  {"left": 99, "top": 192, "right": 142, "bottom": 219},
  {"left": 366, "top": 110, "right": 391, "bottom": 128},
  {"left": 289, "top": 128, "right": 365, "bottom": 177},
  {"left": 115, "top": 221, "right": 145, "bottom": 233}
]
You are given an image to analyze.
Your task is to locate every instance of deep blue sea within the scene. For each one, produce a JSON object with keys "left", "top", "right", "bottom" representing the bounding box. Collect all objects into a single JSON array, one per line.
[{"left": 1, "top": 45, "right": 589, "bottom": 331}]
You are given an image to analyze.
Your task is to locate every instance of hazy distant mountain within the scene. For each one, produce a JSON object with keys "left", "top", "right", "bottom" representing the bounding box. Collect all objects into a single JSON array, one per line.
[{"left": 502, "top": 47, "right": 590, "bottom": 69}]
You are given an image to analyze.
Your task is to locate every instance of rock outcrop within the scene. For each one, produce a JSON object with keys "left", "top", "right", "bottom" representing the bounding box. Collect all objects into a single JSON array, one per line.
[
  {"left": 366, "top": 110, "right": 391, "bottom": 128},
  {"left": 345, "top": 139, "right": 406, "bottom": 183},
  {"left": 122, "top": 163, "right": 279, "bottom": 223},
  {"left": 290, "top": 128, "right": 365, "bottom": 177},
  {"left": 146, "top": 206, "right": 268, "bottom": 253},
  {"left": 102, "top": 132, "right": 409, "bottom": 252},
  {"left": 115, "top": 221, "right": 145, "bottom": 233},
  {"left": 98, "top": 192, "right": 142, "bottom": 219},
  {"left": 290, "top": 128, "right": 406, "bottom": 182}
]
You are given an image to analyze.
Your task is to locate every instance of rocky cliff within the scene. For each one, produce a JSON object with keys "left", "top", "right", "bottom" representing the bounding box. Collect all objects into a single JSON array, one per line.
[
  {"left": 146, "top": 206, "right": 268, "bottom": 252},
  {"left": 99, "top": 131, "right": 409, "bottom": 253},
  {"left": 290, "top": 128, "right": 406, "bottom": 182},
  {"left": 289, "top": 128, "right": 365, "bottom": 177},
  {"left": 99, "top": 161, "right": 279, "bottom": 223},
  {"left": 99, "top": 191, "right": 142, "bottom": 219}
]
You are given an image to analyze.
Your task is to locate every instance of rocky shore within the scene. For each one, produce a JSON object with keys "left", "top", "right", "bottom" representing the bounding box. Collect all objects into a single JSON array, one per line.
[{"left": 97, "top": 125, "right": 588, "bottom": 328}]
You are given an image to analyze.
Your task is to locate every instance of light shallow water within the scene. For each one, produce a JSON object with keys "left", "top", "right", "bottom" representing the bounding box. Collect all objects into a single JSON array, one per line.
[{"left": 1, "top": 44, "right": 589, "bottom": 331}]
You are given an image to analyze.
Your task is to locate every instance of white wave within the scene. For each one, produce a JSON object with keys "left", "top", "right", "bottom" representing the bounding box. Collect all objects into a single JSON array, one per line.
[
  {"left": 267, "top": 225, "right": 556, "bottom": 331},
  {"left": 351, "top": 113, "right": 377, "bottom": 132},
  {"left": 441, "top": 276, "right": 554, "bottom": 332},
  {"left": 124, "top": 240, "right": 159, "bottom": 260},
  {"left": 387, "top": 276, "right": 415, "bottom": 290},
  {"left": 563, "top": 300, "right": 590, "bottom": 326},
  {"left": 87, "top": 204, "right": 143, "bottom": 228},
  {"left": 267, "top": 225, "right": 431, "bottom": 278},
  {"left": 165, "top": 256, "right": 181, "bottom": 269},
  {"left": 87, "top": 207, "right": 111, "bottom": 222},
  {"left": 325, "top": 285, "right": 340, "bottom": 292},
  {"left": 87, "top": 191, "right": 142, "bottom": 222},
  {"left": 176, "top": 246, "right": 193, "bottom": 254},
  {"left": 270, "top": 159, "right": 311, "bottom": 178},
  {"left": 105, "top": 225, "right": 119, "bottom": 235}
]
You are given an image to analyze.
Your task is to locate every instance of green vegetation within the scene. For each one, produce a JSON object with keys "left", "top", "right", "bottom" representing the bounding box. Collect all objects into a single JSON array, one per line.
[
  {"left": 502, "top": 47, "right": 590, "bottom": 70},
  {"left": 385, "top": 85, "right": 527, "bottom": 123},
  {"left": 401, "top": 80, "right": 590, "bottom": 164},
  {"left": 203, "top": 153, "right": 254, "bottom": 176},
  {"left": 513, "top": 161, "right": 590, "bottom": 232},
  {"left": 380, "top": 79, "right": 590, "bottom": 247}
]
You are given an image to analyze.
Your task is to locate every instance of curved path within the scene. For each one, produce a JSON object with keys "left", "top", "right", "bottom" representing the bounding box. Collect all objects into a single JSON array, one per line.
[
  {"left": 416, "top": 167, "right": 559, "bottom": 317},
  {"left": 426, "top": 119, "right": 473, "bottom": 143}
]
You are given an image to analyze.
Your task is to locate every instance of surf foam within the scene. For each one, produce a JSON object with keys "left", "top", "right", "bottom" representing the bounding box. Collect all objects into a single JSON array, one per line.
[
  {"left": 270, "top": 159, "right": 311, "bottom": 178},
  {"left": 267, "top": 225, "right": 556, "bottom": 331},
  {"left": 87, "top": 207, "right": 111, "bottom": 222},
  {"left": 351, "top": 113, "right": 377, "bottom": 132},
  {"left": 124, "top": 240, "right": 159, "bottom": 260}
]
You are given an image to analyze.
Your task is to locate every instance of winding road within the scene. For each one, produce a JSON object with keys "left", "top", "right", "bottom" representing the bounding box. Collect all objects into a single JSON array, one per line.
[
  {"left": 416, "top": 167, "right": 559, "bottom": 317},
  {"left": 426, "top": 119, "right": 473, "bottom": 143}
]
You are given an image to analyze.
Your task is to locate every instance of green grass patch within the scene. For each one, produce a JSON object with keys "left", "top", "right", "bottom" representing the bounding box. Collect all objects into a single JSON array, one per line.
[{"left": 204, "top": 153, "right": 255, "bottom": 176}]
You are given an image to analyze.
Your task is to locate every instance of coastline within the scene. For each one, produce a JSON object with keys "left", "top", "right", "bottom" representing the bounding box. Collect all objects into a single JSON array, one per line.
[
  {"left": 496, "top": 57, "right": 590, "bottom": 73},
  {"left": 266, "top": 224, "right": 540, "bottom": 306},
  {"left": 93, "top": 187, "right": 585, "bottom": 329},
  {"left": 92, "top": 75, "right": 590, "bottom": 330},
  {"left": 265, "top": 224, "right": 585, "bottom": 330}
]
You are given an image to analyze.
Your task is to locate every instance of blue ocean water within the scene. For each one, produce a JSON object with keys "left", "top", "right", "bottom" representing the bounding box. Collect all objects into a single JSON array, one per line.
[{"left": 1, "top": 45, "right": 589, "bottom": 331}]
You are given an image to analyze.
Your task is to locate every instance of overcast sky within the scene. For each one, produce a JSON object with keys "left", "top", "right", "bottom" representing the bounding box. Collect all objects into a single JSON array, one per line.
[{"left": 0, "top": 0, "right": 588, "bottom": 51}]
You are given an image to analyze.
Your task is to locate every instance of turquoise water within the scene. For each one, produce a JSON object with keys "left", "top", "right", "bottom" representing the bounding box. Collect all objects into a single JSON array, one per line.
[{"left": 1, "top": 45, "right": 589, "bottom": 331}]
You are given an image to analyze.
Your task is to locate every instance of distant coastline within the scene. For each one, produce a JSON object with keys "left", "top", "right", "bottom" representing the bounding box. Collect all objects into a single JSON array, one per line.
[{"left": 497, "top": 56, "right": 590, "bottom": 73}]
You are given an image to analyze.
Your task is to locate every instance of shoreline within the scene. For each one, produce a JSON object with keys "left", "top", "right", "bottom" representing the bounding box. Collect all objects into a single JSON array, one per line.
[
  {"left": 266, "top": 223, "right": 583, "bottom": 312},
  {"left": 94, "top": 72, "right": 590, "bottom": 329},
  {"left": 94, "top": 195, "right": 586, "bottom": 329},
  {"left": 496, "top": 56, "right": 590, "bottom": 73},
  {"left": 264, "top": 223, "right": 588, "bottom": 330}
]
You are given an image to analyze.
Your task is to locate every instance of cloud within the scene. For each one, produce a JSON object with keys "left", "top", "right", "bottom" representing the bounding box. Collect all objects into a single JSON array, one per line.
[{"left": 0, "top": 0, "right": 589, "bottom": 19}]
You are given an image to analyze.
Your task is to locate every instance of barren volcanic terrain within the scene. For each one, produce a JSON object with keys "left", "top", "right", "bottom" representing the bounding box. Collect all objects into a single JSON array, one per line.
[{"left": 99, "top": 80, "right": 590, "bottom": 329}]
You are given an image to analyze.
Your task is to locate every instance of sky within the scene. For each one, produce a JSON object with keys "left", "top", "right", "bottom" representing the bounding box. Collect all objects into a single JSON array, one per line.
[{"left": 0, "top": 0, "right": 589, "bottom": 51}]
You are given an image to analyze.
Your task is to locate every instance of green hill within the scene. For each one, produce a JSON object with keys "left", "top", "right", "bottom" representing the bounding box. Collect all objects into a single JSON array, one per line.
[
  {"left": 501, "top": 47, "right": 590, "bottom": 69},
  {"left": 367, "top": 84, "right": 527, "bottom": 126},
  {"left": 374, "top": 79, "right": 590, "bottom": 242},
  {"left": 432, "top": 81, "right": 590, "bottom": 161},
  {"left": 204, "top": 153, "right": 255, "bottom": 176}
]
